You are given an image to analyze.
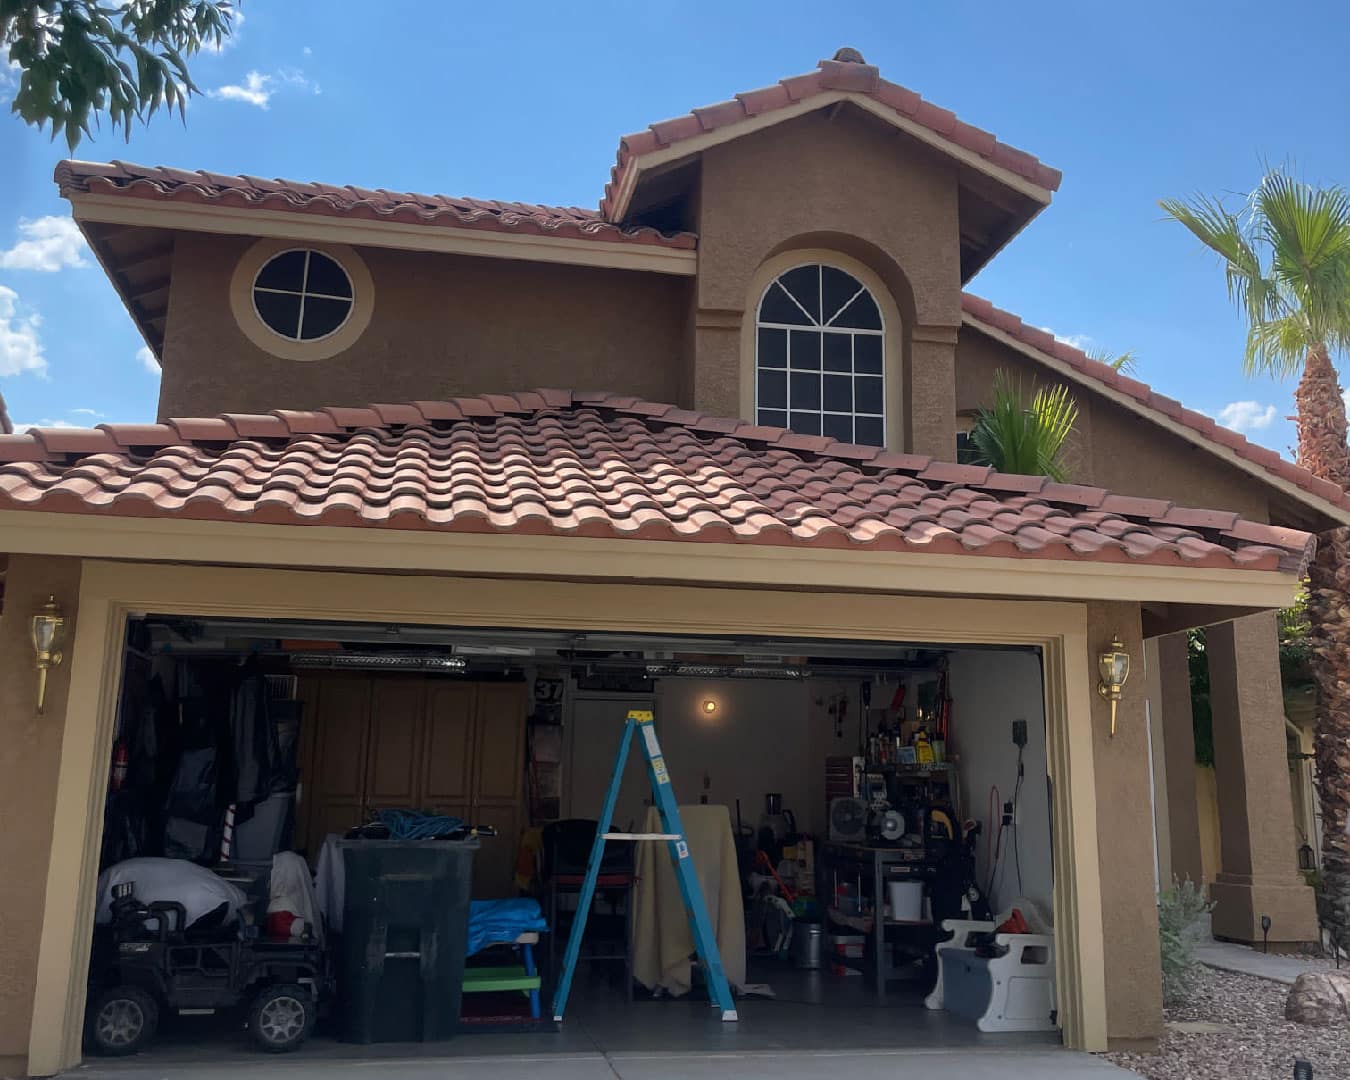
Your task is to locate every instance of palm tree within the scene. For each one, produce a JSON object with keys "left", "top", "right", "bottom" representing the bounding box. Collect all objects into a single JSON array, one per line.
[
  {"left": 969, "top": 370, "right": 1079, "bottom": 481},
  {"left": 1162, "top": 170, "right": 1350, "bottom": 952}
]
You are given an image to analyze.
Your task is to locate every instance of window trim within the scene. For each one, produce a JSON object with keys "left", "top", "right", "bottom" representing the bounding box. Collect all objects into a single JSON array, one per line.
[
  {"left": 229, "top": 239, "right": 375, "bottom": 361},
  {"left": 740, "top": 249, "right": 904, "bottom": 450}
]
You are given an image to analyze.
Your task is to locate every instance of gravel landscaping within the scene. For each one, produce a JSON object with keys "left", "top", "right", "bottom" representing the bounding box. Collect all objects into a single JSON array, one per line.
[{"left": 1104, "top": 965, "right": 1349, "bottom": 1079}]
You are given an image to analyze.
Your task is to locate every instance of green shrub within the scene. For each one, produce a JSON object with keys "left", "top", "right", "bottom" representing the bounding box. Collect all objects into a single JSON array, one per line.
[{"left": 1159, "top": 878, "right": 1212, "bottom": 1005}]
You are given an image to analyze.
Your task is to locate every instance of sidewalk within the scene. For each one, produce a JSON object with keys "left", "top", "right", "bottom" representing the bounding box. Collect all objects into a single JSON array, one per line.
[{"left": 1194, "top": 940, "right": 1330, "bottom": 985}]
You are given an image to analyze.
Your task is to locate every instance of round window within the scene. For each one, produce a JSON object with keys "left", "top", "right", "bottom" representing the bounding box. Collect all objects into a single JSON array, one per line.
[{"left": 251, "top": 249, "right": 355, "bottom": 342}]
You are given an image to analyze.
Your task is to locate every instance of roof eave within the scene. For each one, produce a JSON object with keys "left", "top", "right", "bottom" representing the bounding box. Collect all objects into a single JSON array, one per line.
[{"left": 0, "top": 508, "right": 1305, "bottom": 611}]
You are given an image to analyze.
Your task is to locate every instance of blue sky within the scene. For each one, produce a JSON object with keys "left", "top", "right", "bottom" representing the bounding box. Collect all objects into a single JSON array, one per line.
[{"left": 3, "top": 0, "right": 1349, "bottom": 455}]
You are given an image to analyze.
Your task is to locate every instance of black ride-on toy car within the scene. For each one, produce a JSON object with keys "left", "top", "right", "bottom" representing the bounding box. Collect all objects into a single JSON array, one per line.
[{"left": 86, "top": 881, "right": 329, "bottom": 1055}]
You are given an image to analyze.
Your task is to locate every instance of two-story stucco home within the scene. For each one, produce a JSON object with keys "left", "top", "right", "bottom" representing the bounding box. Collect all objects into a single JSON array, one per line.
[{"left": 0, "top": 49, "right": 1338, "bottom": 1076}]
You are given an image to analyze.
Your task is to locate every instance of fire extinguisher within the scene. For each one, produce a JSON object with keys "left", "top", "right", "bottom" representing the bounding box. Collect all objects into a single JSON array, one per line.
[{"left": 110, "top": 740, "right": 128, "bottom": 793}]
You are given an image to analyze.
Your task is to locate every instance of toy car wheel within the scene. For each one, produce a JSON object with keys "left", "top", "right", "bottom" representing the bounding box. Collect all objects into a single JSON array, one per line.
[
  {"left": 88, "top": 985, "right": 159, "bottom": 1055},
  {"left": 248, "top": 983, "right": 315, "bottom": 1052}
]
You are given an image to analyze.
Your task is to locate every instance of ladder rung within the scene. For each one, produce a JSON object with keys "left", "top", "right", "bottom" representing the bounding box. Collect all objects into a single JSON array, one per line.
[{"left": 602, "top": 832, "right": 682, "bottom": 841}]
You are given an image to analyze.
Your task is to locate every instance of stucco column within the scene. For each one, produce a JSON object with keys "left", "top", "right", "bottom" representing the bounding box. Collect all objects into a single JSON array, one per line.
[
  {"left": 1088, "top": 601, "right": 1163, "bottom": 1050},
  {"left": 691, "top": 308, "right": 743, "bottom": 420},
  {"left": 1205, "top": 613, "right": 1318, "bottom": 944},
  {"left": 0, "top": 555, "right": 83, "bottom": 1075},
  {"left": 1153, "top": 633, "right": 1206, "bottom": 887},
  {"left": 908, "top": 324, "right": 958, "bottom": 459}
]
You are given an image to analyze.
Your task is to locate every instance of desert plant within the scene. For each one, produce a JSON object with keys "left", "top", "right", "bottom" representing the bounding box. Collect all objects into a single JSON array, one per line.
[
  {"left": 1158, "top": 877, "right": 1213, "bottom": 1005},
  {"left": 968, "top": 369, "right": 1079, "bottom": 481}
]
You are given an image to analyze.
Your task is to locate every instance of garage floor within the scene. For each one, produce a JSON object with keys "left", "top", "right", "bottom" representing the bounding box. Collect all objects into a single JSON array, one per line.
[{"left": 63, "top": 964, "right": 1128, "bottom": 1079}]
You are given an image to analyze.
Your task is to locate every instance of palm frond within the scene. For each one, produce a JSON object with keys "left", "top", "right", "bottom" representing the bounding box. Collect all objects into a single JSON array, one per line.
[
  {"left": 1165, "top": 170, "right": 1350, "bottom": 382},
  {"left": 1086, "top": 347, "right": 1139, "bottom": 375},
  {"left": 1160, "top": 194, "right": 1282, "bottom": 333},
  {"left": 1256, "top": 171, "right": 1350, "bottom": 347},
  {"left": 969, "top": 370, "right": 1079, "bottom": 482}
]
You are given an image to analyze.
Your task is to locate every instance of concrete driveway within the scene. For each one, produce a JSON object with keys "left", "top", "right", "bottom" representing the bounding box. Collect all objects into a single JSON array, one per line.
[{"left": 70, "top": 1048, "right": 1135, "bottom": 1079}]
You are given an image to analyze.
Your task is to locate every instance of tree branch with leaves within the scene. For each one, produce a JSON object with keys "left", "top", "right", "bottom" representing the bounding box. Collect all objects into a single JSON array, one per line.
[{"left": 3, "top": 0, "right": 235, "bottom": 150}]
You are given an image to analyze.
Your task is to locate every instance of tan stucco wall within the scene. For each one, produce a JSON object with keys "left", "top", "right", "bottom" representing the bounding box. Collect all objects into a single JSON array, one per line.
[
  {"left": 1205, "top": 613, "right": 1317, "bottom": 944},
  {"left": 0, "top": 555, "right": 82, "bottom": 1072},
  {"left": 956, "top": 327, "right": 1271, "bottom": 521},
  {"left": 694, "top": 106, "right": 962, "bottom": 455},
  {"left": 1086, "top": 599, "right": 1164, "bottom": 1048},
  {"left": 158, "top": 232, "right": 693, "bottom": 418}
]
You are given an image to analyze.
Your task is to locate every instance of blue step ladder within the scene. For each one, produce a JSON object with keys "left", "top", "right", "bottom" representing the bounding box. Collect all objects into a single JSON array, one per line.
[{"left": 551, "top": 708, "right": 738, "bottom": 1023}]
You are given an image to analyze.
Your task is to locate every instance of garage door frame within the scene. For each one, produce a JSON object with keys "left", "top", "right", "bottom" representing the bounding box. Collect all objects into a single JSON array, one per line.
[{"left": 27, "top": 558, "right": 1107, "bottom": 1072}]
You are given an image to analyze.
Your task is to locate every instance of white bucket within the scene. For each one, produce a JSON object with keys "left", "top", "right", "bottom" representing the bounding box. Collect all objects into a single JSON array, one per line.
[{"left": 887, "top": 880, "right": 924, "bottom": 922}]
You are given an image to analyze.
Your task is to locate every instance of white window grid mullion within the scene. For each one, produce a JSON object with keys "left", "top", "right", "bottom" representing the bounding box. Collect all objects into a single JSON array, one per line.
[
  {"left": 293, "top": 250, "right": 311, "bottom": 341},
  {"left": 756, "top": 266, "right": 886, "bottom": 445},
  {"left": 825, "top": 284, "right": 868, "bottom": 327}
]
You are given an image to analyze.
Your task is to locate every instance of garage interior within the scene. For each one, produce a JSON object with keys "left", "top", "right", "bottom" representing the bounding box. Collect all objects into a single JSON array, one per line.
[{"left": 85, "top": 612, "right": 1060, "bottom": 1061}]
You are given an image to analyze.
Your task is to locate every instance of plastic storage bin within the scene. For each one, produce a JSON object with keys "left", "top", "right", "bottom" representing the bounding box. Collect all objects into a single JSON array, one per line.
[{"left": 339, "top": 837, "right": 478, "bottom": 1043}]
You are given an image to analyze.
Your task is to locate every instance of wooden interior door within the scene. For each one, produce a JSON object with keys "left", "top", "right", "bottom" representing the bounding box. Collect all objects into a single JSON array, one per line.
[
  {"left": 470, "top": 683, "right": 526, "bottom": 897},
  {"left": 421, "top": 681, "right": 476, "bottom": 821},
  {"left": 299, "top": 675, "right": 372, "bottom": 852},
  {"left": 365, "top": 678, "right": 424, "bottom": 810}
]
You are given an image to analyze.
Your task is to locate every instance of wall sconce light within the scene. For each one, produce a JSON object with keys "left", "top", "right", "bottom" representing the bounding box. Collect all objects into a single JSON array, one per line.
[
  {"left": 30, "top": 595, "right": 66, "bottom": 717},
  {"left": 1096, "top": 635, "right": 1130, "bottom": 738},
  {"left": 701, "top": 699, "right": 718, "bottom": 717},
  {"left": 1299, "top": 843, "right": 1316, "bottom": 872}
]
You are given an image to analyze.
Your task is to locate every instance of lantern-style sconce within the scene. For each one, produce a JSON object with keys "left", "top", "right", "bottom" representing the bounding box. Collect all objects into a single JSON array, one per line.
[
  {"left": 1097, "top": 635, "right": 1131, "bottom": 738},
  {"left": 30, "top": 595, "right": 67, "bottom": 716},
  {"left": 1299, "top": 843, "right": 1316, "bottom": 872}
]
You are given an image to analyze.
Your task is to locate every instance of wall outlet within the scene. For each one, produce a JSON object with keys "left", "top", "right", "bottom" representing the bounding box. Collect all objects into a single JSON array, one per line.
[{"left": 1012, "top": 719, "right": 1028, "bottom": 747}]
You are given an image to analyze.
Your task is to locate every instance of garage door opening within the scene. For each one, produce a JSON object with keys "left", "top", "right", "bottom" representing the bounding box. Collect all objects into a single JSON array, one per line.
[{"left": 83, "top": 611, "right": 1060, "bottom": 1064}]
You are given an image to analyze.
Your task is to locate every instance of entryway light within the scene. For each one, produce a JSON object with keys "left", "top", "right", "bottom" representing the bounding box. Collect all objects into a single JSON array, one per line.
[
  {"left": 701, "top": 699, "right": 718, "bottom": 716},
  {"left": 1299, "top": 843, "right": 1316, "bottom": 872},
  {"left": 1096, "top": 635, "right": 1130, "bottom": 738},
  {"left": 30, "top": 595, "right": 66, "bottom": 717}
]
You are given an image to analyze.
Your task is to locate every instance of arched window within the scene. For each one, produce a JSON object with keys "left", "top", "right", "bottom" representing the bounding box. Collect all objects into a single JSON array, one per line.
[{"left": 755, "top": 263, "right": 885, "bottom": 446}]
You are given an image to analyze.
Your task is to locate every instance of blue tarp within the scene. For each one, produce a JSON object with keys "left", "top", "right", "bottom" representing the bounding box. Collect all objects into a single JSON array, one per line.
[{"left": 467, "top": 898, "right": 548, "bottom": 956}]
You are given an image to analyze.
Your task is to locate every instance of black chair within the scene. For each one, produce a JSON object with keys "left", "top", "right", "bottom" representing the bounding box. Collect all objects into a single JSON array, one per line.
[{"left": 542, "top": 818, "right": 636, "bottom": 1000}]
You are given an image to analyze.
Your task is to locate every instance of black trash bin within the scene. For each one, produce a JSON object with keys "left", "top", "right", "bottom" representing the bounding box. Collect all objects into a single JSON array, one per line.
[{"left": 339, "top": 837, "right": 478, "bottom": 1043}]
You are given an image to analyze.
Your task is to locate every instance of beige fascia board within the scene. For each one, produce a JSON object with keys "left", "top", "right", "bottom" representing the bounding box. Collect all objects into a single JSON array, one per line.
[
  {"left": 964, "top": 313, "right": 1350, "bottom": 528},
  {"left": 609, "top": 90, "right": 1054, "bottom": 221},
  {"left": 69, "top": 193, "right": 698, "bottom": 277},
  {"left": 0, "top": 509, "right": 1300, "bottom": 609}
]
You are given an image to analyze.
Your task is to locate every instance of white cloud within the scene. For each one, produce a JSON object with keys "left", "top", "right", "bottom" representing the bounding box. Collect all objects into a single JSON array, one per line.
[
  {"left": 210, "top": 70, "right": 273, "bottom": 108},
  {"left": 0, "top": 216, "right": 89, "bottom": 271},
  {"left": 1217, "top": 400, "right": 1279, "bottom": 433},
  {"left": 70, "top": 407, "right": 103, "bottom": 417},
  {"left": 0, "top": 286, "right": 46, "bottom": 376},
  {"left": 1038, "top": 326, "right": 1092, "bottom": 351},
  {"left": 9, "top": 418, "right": 77, "bottom": 432},
  {"left": 136, "top": 345, "right": 160, "bottom": 375},
  {"left": 208, "top": 66, "right": 319, "bottom": 109}
]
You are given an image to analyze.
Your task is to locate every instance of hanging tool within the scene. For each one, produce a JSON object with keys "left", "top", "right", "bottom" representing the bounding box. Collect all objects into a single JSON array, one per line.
[{"left": 551, "top": 709, "right": 737, "bottom": 1023}]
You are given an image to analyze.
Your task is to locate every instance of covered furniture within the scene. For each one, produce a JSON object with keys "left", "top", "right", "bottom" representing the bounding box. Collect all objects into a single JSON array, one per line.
[
  {"left": 631, "top": 804, "right": 746, "bottom": 995},
  {"left": 924, "top": 901, "right": 1056, "bottom": 1032},
  {"left": 462, "top": 901, "right": 547, "bottom": 1021}
]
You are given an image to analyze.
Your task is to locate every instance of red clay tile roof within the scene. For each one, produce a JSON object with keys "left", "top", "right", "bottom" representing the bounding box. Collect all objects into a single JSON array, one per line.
[
  {"left": 960, "top": 294, "right": 1350, "bottom": 515},
  {"left": 601, "top": 53, "right": 1062, "bottom": 220},
  {"left": 56, "top": 160, "right": 697, "bottom": 250},
  {"left": 0, "top": 391, "right": 1311, "bottom": 574}
]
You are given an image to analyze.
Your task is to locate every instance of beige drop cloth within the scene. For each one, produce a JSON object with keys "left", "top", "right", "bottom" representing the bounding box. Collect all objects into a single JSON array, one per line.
[{"left": 631, "top": 804, "right": 746, "bottom": 994}]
